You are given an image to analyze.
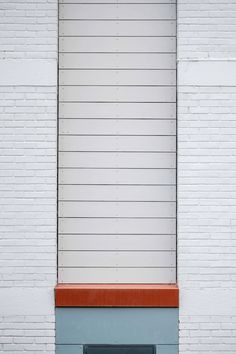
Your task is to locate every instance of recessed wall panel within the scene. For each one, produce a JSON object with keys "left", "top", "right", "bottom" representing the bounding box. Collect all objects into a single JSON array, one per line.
[{"left": 58, "top": 1, "right": 176, "bottom": 283}]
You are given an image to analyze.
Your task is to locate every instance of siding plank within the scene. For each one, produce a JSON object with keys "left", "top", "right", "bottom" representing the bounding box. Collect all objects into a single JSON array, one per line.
[
  {"left": 59, "top": 169, "right": 176, "bottom": 185},
  {"left": 60, "top": 0, "right": 176, "bottom": 3},
  {"left": 59, "top": 152, "right": 176, "bottom": 168},
  {"left": 59, "top": 37, "right": 176, "bottom": 53},
  {"left": 59, "top": 218, "right": 176, "bottom": 234},
  {"left": 59, "top": 136, "right": 176, "bottom": 152},
  {"left": 59, "top": 53, "right": 176, "bottom": 69},
  {"left": 59, "top": 4, "right": 176, "bottom": 20},
  {"left": 59, "top": 86, "right": 176, "bottom": 103},
  {"left": 59, "top": 235, "right": 176, "bottom": 251},
  {"left": 58, "top": 201, "right": 176, "bottom": 217},
  {"left": 59, "top": 20, "right": 176, "bottom": 36},
  {"left": 58, "top": 185, "right": 176, "bottom": 201},
  {"left": 59, "top": 251, "right": 176, "bottom": 267},
  {"left": 59, "top": 119, "right": 176, "bottom": 136},
  {"left": 59, "top": 103, "right": 176, "bottom": 119},
  {"left": 58, "top": 267, "right": 176, "bottom": 283},
  {"left": 59, "top": 70, "right": 176, "bottom": 86}
]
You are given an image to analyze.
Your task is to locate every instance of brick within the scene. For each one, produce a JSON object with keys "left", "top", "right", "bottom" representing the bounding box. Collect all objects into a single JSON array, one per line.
[
  {"left": 0, "top": 1, "right": 57, "bottom": 353},
  {"left": 178, "top": 2, "right": 236, "bottom": 350}
]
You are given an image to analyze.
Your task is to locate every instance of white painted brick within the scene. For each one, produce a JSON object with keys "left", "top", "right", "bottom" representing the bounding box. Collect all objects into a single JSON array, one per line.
[
  {"left": 1, "top": 0, "right": 235, "bottom": 353},
  {"left": 0, "top": 1, "right": 57, "bottom": 353},
  {"left": 179, "top": 9, "right": 236, "bottom": 353},
  {"left": 0, "top": 0, "right": 57, "bottom": 60},
  {"left": 178, "top": 1, "right": 236, "bottom": 60}
]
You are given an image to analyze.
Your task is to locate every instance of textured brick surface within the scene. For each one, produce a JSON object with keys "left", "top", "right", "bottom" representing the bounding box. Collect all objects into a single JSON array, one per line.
[
  {"left": 1, "top": 0, "right": 236, "bottom": 352},
  {"left": 178, "top": 1, "right": 236, "bottom": 353},
  {"left": 0, "top": 86, "right": 57, "bottom": 288},
  {"left": 0, "top": 0, "right": 57, "bottom": 59},
  {"left": 178, "top": 86, "right": 236, "bottom": 353},
  {"left": 0, "top": 1, "right": 57, "bottom": 353},
  {"left": 178, "top": 0, "right": 236, "bottom": 59}
]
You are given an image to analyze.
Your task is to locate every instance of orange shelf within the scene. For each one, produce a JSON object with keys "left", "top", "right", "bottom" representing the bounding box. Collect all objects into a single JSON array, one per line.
[{"left": 55, "top": 283, "right": 179, "bottom": 308}]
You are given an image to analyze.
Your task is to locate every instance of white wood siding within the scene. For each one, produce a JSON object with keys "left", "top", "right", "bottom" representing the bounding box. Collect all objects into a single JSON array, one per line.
[{"left": 58, "top": 0, "right": 176, "bottom": 283}]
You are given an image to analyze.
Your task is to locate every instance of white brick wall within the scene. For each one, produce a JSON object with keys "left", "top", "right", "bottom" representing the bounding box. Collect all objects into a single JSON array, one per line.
[
  {"left": 178, "top": 1, "right": 236, "bottom": 353},
  {"left": 178, "top": 0, "right": 236, "bottom": 60},
  {"left": 1, "top": 0, "right": 236, "bottom": 352},
  {"left": 0, "top": 0, "right": 57, "bottom": 59},
  {"left": 0, "top": 315, "right": 55, "bottom": 353},
  {"left": 0, "top": 1, "right": 57, "bottom": 353}
]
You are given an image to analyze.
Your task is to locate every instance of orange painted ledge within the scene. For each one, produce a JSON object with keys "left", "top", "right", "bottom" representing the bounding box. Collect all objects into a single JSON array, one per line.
[{"left": 55, "top": 284, "right": 179, "bottom": 308}]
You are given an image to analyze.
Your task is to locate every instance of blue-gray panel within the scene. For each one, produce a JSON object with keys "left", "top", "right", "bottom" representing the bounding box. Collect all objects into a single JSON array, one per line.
[
  {"left": 157, "top": 345, "right": 178, "bottom": 354},
  {"left": 56, "top": 345, "right": 83, "bottom": 354},
  {"left": 56, "top": 308, "right": 178, "bottom": 345}
]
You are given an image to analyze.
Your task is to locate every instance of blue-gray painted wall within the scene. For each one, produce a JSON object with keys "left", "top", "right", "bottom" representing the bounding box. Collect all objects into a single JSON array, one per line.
[{"left": 56, "top": 308, "right": 178, "bottom": 354}]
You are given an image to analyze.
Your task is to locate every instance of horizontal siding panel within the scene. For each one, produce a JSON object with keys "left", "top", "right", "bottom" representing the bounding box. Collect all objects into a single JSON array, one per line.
[
  {"left": 59, "top": 152, "right": 176, "bottom": 168},
  {"left": 59, "top": 86, "right": 176, "bottom": 103},
  {"left": 59, "top": 70, "right": 176, "bottom": 86},
  {"left": 59, "top": 168, "right": 176, "bottom": 185},
  {"left": 60, "top": 53, "right": 176, "bottom": 69},
  {"left": 58, "top": 201, "right": 176, "bottom": 217},
  {"left": 59, "top": 218, "right": 176, "bottom": 234},
  {"left": 59, "top": 103, "right": 176, "bottom": 119},
  {"left": 59, "top": 136, "right": 176, "bottom": 152},
  {"left": 59, "top": 119, "right": 176, "bottom": 136},
  {"left": 58, "top": 267, "right": 176, "bottom": 283},
  {"left": 59, "top": 20, "right": 176, "bottom": 36},
  {"left": 58, "top": 185, "right": 176, "bottom": 201},
  {"left": 59, "top": 234, "right": 176, "bottom": 251},
  {"left": 59, "top": 37, "right": 176, "bottom": 53},
  {"left": 58, "top": 2, "right": 176, "bottom": 283},
  {"left": 59, "top": 4, "right": 176, "bottom": 20},
  {"left": 59, "top": 250, "right": 176, "bottom": 267}
]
